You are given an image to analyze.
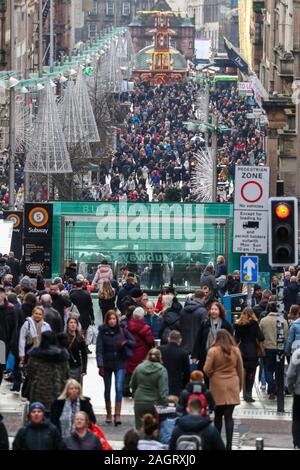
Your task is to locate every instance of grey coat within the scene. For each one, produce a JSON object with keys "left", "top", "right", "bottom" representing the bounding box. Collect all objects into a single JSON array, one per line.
[{"left": 287, "top": 348, "right": 300, "bottom": 395}]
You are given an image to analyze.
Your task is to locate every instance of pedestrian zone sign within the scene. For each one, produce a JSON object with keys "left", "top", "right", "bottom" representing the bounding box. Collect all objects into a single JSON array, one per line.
[{"left": 241, "top": 256, "right": 259, "bottom": 283}]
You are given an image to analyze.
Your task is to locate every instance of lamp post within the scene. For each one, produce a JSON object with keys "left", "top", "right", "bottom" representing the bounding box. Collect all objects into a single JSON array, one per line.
[{"left": 8, "top": 78, "right": 18, "bottom": 209}]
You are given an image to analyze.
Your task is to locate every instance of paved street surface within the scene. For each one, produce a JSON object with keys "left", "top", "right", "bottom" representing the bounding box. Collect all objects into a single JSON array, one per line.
[{"left": 0, "top": 345, "right": 294, "bottom": 450}]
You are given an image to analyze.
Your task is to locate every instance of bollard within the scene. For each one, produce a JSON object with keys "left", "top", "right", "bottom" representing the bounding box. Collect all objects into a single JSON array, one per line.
[{"left": 256, "top": 438, "right": 264, "bottom": 450}]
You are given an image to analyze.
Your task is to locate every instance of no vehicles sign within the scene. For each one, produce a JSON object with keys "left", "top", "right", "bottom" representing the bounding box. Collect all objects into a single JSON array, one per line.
[
  {"left": 233, "top": 166, "right": 270, "bottom": 254},
  {"left": 234, "top": 166, "right": 270, "bottom": 211}
]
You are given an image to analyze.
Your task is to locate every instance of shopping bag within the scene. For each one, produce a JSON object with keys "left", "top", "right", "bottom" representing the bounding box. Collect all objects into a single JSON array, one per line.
[{"left": 90, "top": 423, "right": 113, "bottom": 450}]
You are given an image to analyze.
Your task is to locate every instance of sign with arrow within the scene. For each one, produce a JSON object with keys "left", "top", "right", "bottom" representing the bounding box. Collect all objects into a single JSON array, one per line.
[{"left": 241, "top": 256, "right": 259, "bottom": 283}]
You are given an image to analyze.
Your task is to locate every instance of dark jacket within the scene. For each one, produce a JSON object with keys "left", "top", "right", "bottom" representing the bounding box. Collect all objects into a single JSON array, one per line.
[
  {"left": 96, "top": 324, "right": 136, "bottom": 371},
  {"left": 192, "top": 318, "right": 233, "bottom": 371},
  {"left": 51, "top": 294, "right": 71, "bottom": 324},
  {"left": 144, "top": 313, "right": 162, "bottom": 339},
  {"left": 43, "top": 304, "right": 64, "bottom": 334},
  {"left": 99, "top": 295, "right": 116, "bottom": 317},
  {"left": 159, "top": 342, "right": 190, "bottom": 396},
  {"left": 118, "top": 295, "right": 139, "bottom": 316},
  {"left": 50, "top": 397, "right": 96, "bottom": 433},
  {"left": 70, "top": 289, "right": 94, "bottom": 331},
  {"left": 253, "top": 300, "right": 268, "bottom": 321},
  {"left": 180, "top": 300, "right": 208, "bottom": 354},
  {"left": 26, "top": 345, "right": 69, "bottom": 410},
  {"left": 284, "top": 281, "right": 299, "bottom": 312},
  {"left": 126, "top": 318, "right": 154, "bottom": 375},
  {"left": 159, "top": 301, "right": 182, "bottom": 344},
  {"left": 64, "top": 430, "right": 102, "bottom": 450},
  {"left": 234, "top": 321, "right": 264, "bottom": 369},
  {"left": 117, "top": 282, "right": 137, "bottom": 310},
  {"left": 6, "top": 257, "right": 21, "bottom": 286},
  {"left": 12, "top": 420, "right": 65, "bottom": 450},
  {"left": 200, "top": 271, "right": 218, "bottom": 296},
  {"left": 0, "top": 300, "right": 15, "bottom": 363},
  {"left": 169, "top": 415, "right": 225, "bottom": 450},
  {"left": 0, "top": 415, "right": 9, "bottom": 450},
  {"left": 67, "top": 334, "right": 88, "bottom": 373},
  {"left": 176, "top": 381, "right": 215, "bottom": 415}
]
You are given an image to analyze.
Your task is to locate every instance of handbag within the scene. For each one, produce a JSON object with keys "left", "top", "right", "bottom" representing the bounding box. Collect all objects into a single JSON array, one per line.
[
  {"left": 120, "top": 327, "right": 134, "bottom": 359},
  {"left": 90, "top": 422, "right": 113, "bottom": 450},
  {"left": 256, "top": 339, "right": 265, "bottom": 358},
  {"left": 86, "top": 323, "right": 98, "bottom": 345}
]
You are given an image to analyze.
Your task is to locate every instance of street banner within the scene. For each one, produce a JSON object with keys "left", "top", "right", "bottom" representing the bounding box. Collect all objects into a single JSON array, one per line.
[
  {"left": 23, "top": 203, "right": 53, "bottom": 278},
  {"left": 3, "top": 211, "right": 23, "bottom": 260}
]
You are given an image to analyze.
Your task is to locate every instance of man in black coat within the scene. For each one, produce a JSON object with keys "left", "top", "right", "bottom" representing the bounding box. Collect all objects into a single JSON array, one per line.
[
  {"left": 13, "top": 402, "right": 65, "bottom": 450},
  {"left": 6, "top": 251, "right": 21, "bottom": 287},
  {"left": 159, "top": 331, "right": 190, "bottom": 397},
  {"left": 70, "top": 281, "right": 94, "bottom": 333},
  {"left": 253, "top": 289, "right": 272, "bottom": 320},
  {"left": 41, "top": 294, "right": 63, "bottom": 334},
  {"left": 169, "top": 398, "right": 225, "bottom": 450},
  {"left": 180, "top": 290, "right": 208, "bottom": 354},
  {"left": 50, "top": 284, "right": 71, "bottom": 325},
  {"left": 0, "top": 288, "right": 15, "bottom": 385}
]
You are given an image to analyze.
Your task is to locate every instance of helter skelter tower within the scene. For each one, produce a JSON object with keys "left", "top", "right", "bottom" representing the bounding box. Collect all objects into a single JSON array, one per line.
[{"left": 136, "top": 10, "right": 187, "bottom": 84}]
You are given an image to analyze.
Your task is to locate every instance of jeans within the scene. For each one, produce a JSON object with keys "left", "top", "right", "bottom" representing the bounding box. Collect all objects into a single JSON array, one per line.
[
  {"left": 263, "top": 349, "right": 277, "bottom": 395},
  {"left": 104, "top": 368, "right": 125, "bottom": 403},
  {"left": 292, "top": 394, "right": 300, "bottom": 448}
]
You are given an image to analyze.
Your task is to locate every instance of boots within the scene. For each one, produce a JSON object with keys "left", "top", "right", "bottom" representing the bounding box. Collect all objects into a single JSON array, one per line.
[
  {"left": 105, "top": 401, "right": 112, "bottom": 424},
  {"left": 114, "top": 402, "right": 122, "bottom": 426}
]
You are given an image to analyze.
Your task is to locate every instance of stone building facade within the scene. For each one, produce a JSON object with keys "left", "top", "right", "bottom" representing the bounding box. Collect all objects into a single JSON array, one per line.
[{"left": 253, "top": 0, "right": 300, "bottom": 197}]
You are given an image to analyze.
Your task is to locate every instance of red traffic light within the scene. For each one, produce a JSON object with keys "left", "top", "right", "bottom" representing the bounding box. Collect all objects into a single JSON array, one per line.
[{"left": 275, "top": 203, "right": 290, "bottom": 219}]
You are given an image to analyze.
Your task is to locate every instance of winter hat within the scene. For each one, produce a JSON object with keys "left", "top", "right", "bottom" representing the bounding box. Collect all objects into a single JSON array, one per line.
[
  {"left": 20, "top": 276, "right": 31, "bottom": 288},
  {"left": 130, "top": 287, "right": 143, "bottom": 299},
  {"left": 29, "top": 402, "right": 45, "bottom": 413},
  {"left": 133, "top": 307, "right": 145, "bottom": 319}
]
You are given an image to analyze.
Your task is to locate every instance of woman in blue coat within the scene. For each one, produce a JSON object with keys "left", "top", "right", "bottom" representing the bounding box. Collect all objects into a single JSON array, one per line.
[{"left": 96, "top": 309, "right": 136, "bottom": 426}]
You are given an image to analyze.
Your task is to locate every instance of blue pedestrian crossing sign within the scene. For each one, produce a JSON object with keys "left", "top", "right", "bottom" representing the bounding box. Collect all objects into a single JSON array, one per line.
[{"left": 240, "top": 256, "right": 259, "bottom": 283}]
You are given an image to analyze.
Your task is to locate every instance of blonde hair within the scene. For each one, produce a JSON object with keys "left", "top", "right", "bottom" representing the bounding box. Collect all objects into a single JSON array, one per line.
[
  {"left": 32, "top": 306, "right": 45, "bottom": 316},
  {"left": 4, "top": 274, "right": 13, "bottom": 283},
  {"left": 162, "top": 294, "right": 174, "bottom": 311},
  {"left": 217, "top": 256, "right": 225, "bottom": 264},
  {"left": 147, "top": 348, "right": 162, "bottom": 363},
  {"left": 58, "top": 379, "right": 83, "bottom": 400},
  {"left": 98, "top": 280, "right": 115, "bottom": 300}
]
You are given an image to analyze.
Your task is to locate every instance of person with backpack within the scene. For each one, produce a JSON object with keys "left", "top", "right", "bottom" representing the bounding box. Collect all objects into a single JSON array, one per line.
[
  {"left": 203, "top": 329, "right": 243, "bottom": 451},
  {"left": 169, "top": 398, "right": 225, "bottom": 451},
  {"left": 176, "top": 370, "right": 215, "bottom": 416},
  {"left": 158, "top": 297, "right": 182, "bottom": 345},
  {"left": 159, "top": 330, "right": 190, "bottom": 397}
]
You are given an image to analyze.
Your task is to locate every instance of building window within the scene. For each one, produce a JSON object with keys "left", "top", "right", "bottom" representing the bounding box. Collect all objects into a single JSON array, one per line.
[
  {"left": 105, "top": 1, "right": 114, "bottom": 16},
  {"left": 89, "top": 0, "right": 98, "bottom": 15},
  {"left": 122, "top": 2, "right": 130, "bottom": 16},
  {"left": 88, "top": 22, "right": 97, "bottom": 38}
]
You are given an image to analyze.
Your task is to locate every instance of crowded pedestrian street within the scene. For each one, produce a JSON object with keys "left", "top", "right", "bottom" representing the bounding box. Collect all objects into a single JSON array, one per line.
[{"left": 1, "top": 0, "right": 300, "bottom": 459}]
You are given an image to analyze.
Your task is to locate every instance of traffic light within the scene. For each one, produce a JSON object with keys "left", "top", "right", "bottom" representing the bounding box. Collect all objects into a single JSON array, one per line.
[{"left": 269, "top": 197, "right": 298, "bottom": 266}]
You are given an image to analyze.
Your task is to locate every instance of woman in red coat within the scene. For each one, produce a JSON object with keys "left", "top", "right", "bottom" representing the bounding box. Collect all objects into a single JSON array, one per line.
[{"left": 123, "top": 307, "right": 154, "bottom": 397}]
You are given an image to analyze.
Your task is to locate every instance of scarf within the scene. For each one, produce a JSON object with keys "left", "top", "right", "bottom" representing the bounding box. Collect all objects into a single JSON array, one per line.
[
  {"left": 206, "top": 318, "right": 223, "bottom": 352},
  {"left": 59, "top": 398, "right": 80, "bottom": 439},
  {"left": 26, "top": 317, "right": 43, "bottom": 348}
]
